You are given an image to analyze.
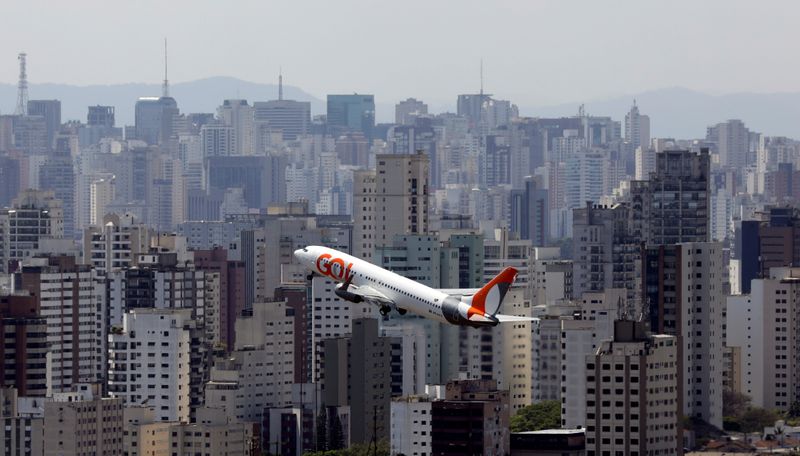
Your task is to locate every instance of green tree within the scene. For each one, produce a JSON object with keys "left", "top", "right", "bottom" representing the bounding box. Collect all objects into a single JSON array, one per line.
[
  {"left": 740, "top": 407, "right": 779, "bottom": 435},
  {"left": 723, "top": 390, "right": 752, "bottom": 418},
  {"left": 510, "top": 400, "right": 561, "bottom": 432},
  {"left": 303, "top": 441, "right": 390, "bottom": 456}
]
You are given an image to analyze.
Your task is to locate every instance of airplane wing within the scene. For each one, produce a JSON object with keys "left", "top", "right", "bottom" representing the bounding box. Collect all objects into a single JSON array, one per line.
[
  {"left": 348, "top": 284, "right": 394, "bottom": 306},
  {"left": 437, "top": 288, "right": 481, "bottom": 297}
]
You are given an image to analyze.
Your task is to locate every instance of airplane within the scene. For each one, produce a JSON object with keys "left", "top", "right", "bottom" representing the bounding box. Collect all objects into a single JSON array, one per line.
[{"left": 294, "top": 245, "right": 533, "bottom": 327}]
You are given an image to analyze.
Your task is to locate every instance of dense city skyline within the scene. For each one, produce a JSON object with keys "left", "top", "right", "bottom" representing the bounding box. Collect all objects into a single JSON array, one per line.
[{"left": 2, "top": 3, "right": 800, "bottom": 454}]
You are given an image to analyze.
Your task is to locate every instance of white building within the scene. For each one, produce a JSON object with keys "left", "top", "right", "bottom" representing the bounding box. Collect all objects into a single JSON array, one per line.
[
  {"left": 108, "top": 309, "right": 192, "bottom": 422},
  {"left": 89, "top": 175, "right": 115, "bottom": 227},
  {"left": 727, "top": 267, "right": 800, "bottom": 411},
  {"left": 390, "top": 395, "right": 433, "bottom": 456}
]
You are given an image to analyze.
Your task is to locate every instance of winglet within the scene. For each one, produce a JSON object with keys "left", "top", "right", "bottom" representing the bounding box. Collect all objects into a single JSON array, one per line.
[{"left": 467, "top": 267, "right": 518, "bottom": 317}]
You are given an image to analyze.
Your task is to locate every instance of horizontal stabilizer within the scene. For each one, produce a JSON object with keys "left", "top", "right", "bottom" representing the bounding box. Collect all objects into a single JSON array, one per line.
[{"left": 494, "top": 314, "right": 536, "bottom": 323}]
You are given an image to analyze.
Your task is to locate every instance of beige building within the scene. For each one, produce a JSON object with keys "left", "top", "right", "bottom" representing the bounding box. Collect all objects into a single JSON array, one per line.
[
  {"left": 585, "top": 321, "right": 680, "bottom": 456},
  {"left": 43, "top": 383, "right": 124, "bottom": 456},
  {"left": 352, "top": 153, "right": 430, "bottom": 261},
  {"left": 122, "top": 406, "right": 253, "bottom": 456},
  {"left": 205, "top": 299, "right": 295, "bottom": 422},
  {"left": 168, "top": 407, "right": 252, "bottom": 456},
  {"left": 123, "top": 406, "right": 171, "bottom": 456}
]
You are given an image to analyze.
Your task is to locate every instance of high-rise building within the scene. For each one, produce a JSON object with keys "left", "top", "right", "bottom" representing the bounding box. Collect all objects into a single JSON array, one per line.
[
  {"left": 217, "top": 99, "right": 254, "bottom": 155},
  {"left": 326, "top": 94, "right": 375, "bottom": 140},
  {"left": 395, "top": 98, "right": 428, "bottom": 125},
  {"left": 360, "top": 154, "right": 430, "bottom": 259},
  {"left": 727, "top": 266, "right": 800, "bottom": 410},
  {"left": 0, "top": 154, "right": 20, "bottom": 207},
  {"left": 134, "top": 96, "right": 179, "bottom": 145},
  {"left": 390, "top": 394, "right": 436, "bottom": 456},
  {"left": 322, "top": 318, "right": 394, "bottom": 445},
  {"left": 82, "top": 213, "right": 152, "bottom": 276},
  {"left": 253, "top": 99, "right": 311, "bottom": 141},
  {"left": 201, "top": 123, "right": 237, "bottom": 157},
  {"left": 108, "top": 308, "right": 193, "bottom": 422},
  {"left": 193, "top": 247, "right": 246, "bottom": 351},
  {"left": 38, "top": 148, "right": 75, "bottom": 237},
  {"left": 205, "top": 155, "right": 287, "bottom": 209},
  {"left": 17, "top": 256, "right": 107, "bottom": 392},
  {"left": 624, "top": 100, "right": 650, "bottom": 151},
  {"left": 89, "top": 175, "right": 115, "bottom": 227},
  {"left": 510, "top": 175, "right": 549, "bottom": 246},
  {"left": 87, "top": 105, "right": 115, "bottom": 128},
  {"left": 27, "top": 99, "right": 61, "bottom": 148},
  {"left": 643, "top": 242, "right": 724, "bottom": 428},
  {"left": 0, "top": 294, "right": 48, "bottom": 396},
  {"left": 584, "top": 321, "right": 680, "bottom": 456},
  {"left": 334, "top": 132, "right": 369, "bottom": 167},
  {"left": 631, "top": 149, "right": 710, "bottom": 246},
  {"left": 43, "top": 383, "right": 124, "bottom": 455},
  {"left": 457, "top": 93, "right": 492, "bottom": 131},
  {"left": 707, "top": 119, "right": 751, "bottom": 169},
  {"left": 12, "top": 115, "right": 49, "bottom": 154},
  {"left": 0, "top": 189, "right": 63, "bottom": 273},
  {"left": 572, "top": 202, "right": 639, "bottom": 304},
  {"left": 739, "top": 207, "right": 800, "bottom": 294}
]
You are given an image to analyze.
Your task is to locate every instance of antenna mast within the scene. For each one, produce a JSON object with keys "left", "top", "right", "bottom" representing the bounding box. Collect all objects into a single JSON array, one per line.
[
  {"left": 479, "top": 58, "right": 484, "bottom": 97},
  {"left": 15, "top": 53, "right": 28, "bottom": 116},
  {"left": 162, "top": 38, "right": 169, "bottom": 97},
  {"left": 278, "top": 67, "right": 283, "bottom": 101}
]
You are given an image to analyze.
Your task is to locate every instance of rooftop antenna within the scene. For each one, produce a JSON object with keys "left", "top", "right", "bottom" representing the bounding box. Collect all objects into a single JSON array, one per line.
[
  {"left": 15, "top": 52, "right": 28, "bottom": 116},
  {"left": 278, "top": 66, "right": 283, "bottom": 101},
  {"left": 162, "top": 38, "right": 169, "bottom": 97},
  {"left": 479, "top": 58, "right": 484, "bottom": 97}
]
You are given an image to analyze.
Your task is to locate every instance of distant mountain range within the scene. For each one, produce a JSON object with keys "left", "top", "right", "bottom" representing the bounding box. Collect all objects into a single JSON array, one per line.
[
  {"left": 1, "top": 78, "right": 798, "bottom": 139},
  {"left": 528, "top": 87, "right": 800, "bottom": 139},
  {"left": 0, "top": 76, "right": 325, "bottom": 125}
]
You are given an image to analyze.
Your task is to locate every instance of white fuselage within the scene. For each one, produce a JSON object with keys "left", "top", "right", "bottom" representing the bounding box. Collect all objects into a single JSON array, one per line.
[{"left": 295, "top": 245, "right": 451, "bottom": 323}]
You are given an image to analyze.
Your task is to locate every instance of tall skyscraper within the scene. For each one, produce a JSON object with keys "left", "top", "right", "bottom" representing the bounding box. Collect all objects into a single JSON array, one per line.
[
  {"left": 322, "top": 318, "right": 394, "bottom": 445},
  {"left": 352, "top": 153, "right": 429, "bottom": 261},
  {"left": 253, "top": 99, "right": 311, "bottom": 141},
  {"left": 326, "top": 94, "right": 375, "bottom": 140},
  {"left": 631, "top": 149, "right": 710, "bottom": 246},
  {"left": 510, "top": 175, "right": 549, "bottom": 246},
  {"left": 27, "top": 99, "right": 61, "bottom": 149},
  {"left": 134, "top": 96, "right": 179, "bottom": 145},
  {"left": 707, "top": 119, "right": 751, "bottom": 169},
  {"left": 17, "top": 256, "right": 107, "bottom": 393},
  {"left": 624, "top": 100, "right": 650, "bottom": 151},
  {"left": 643, "top": 242, "right": 724, "bottom": 429}
]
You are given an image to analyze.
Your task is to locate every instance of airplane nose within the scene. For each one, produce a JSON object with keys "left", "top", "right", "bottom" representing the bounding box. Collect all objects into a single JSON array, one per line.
[{"left": 294, "top": 249, "right": 304, "bottom": 260}]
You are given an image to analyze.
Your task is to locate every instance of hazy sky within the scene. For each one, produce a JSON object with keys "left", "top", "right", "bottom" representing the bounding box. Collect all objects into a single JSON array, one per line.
[{"left": 2, "top": 0, "right": 799, "bottom": 107}]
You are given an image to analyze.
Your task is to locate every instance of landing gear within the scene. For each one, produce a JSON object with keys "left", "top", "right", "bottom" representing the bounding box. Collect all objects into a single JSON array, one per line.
[
  {"left": 379, "top": 305, "right": 391, "bottom": 316},
  {"left": 397, "top": 308, "right": 407, "bottom": 315}
]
